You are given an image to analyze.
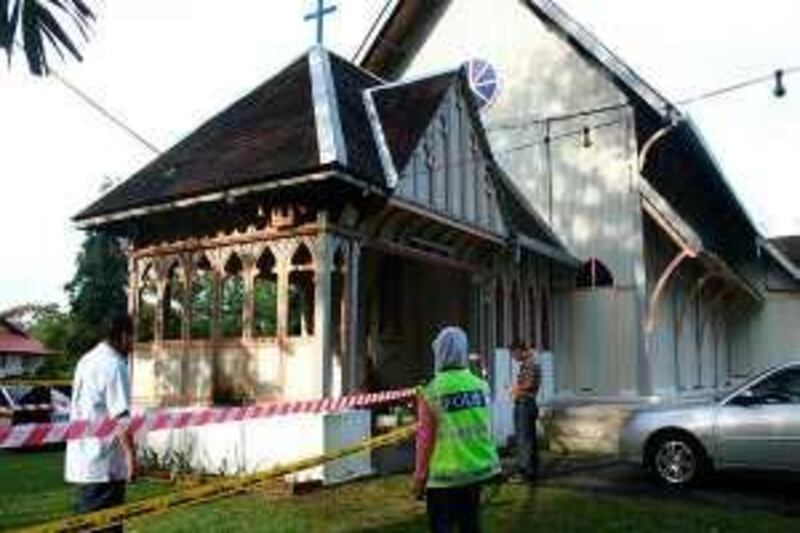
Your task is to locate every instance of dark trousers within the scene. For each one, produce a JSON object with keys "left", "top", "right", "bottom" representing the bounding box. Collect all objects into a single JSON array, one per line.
[
  {"left": 75, "top": 481, "right": 126, "bottom": 533},
  {"left": 514, "top": 397, "right": 539, "bottom": 480},
  {"left": 426, "top": 483, "right": 482, "bottom": 533}
]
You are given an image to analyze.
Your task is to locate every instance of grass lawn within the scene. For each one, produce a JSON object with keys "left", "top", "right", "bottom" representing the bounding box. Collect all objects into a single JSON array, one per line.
[
  {"left": 0, "top": 450, "right": 170, "bottom": 531},
  {"left": 2, "top": 450, "right": 799, "bottom": 532}
]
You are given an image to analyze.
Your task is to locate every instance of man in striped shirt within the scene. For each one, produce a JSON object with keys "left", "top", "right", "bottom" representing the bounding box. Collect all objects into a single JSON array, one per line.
[{"left": 510, "top": 340, "right": 541, "bottom": 484}]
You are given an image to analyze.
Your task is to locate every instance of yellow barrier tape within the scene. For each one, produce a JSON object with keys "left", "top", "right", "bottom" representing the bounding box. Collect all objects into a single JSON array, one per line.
[
  {"left": 14, "top": 425, "right": 417, "bottom": 533},
  {"left": 0, "top": 379, "right": 71, "bottom": 387}
]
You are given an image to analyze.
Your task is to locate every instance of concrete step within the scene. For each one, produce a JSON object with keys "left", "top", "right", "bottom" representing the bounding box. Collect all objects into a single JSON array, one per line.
[{"left": 543, "top": 404, "right": 635, "bottom": 455}]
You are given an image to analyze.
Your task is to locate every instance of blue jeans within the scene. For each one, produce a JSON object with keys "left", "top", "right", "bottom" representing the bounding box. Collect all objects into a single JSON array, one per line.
[
  {"left": 514, "top": 397, "right": 539, "bottom": 480},
  {"left": 75, "top": 481, "right": 126, "bottom": 532}
]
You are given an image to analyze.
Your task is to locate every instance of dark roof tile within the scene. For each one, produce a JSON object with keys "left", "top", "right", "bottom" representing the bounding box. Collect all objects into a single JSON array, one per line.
[{"left": 76, "top": 55, "right": 320, "bottom": 221}]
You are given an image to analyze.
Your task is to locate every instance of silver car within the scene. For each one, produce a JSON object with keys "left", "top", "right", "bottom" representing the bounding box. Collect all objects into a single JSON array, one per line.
[{"left": 619, "top": 361, "right": 800, "bottom": 487}]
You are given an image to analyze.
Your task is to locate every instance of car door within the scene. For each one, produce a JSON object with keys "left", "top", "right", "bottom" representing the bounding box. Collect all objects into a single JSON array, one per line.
[{"left": 715, "top": 366, "right": 800, "bottom": 470}]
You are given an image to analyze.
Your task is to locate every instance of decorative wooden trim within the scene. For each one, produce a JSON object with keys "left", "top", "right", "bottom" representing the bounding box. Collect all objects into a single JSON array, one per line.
[
  {"left": 366, "top": 238, "right": 485, "bottom": 274},
  {"left": 645, "top": 249, "right": 693, "bottom": 333},
  {"left": 387, "top": 197, "right": 506, "bottom": 245}
]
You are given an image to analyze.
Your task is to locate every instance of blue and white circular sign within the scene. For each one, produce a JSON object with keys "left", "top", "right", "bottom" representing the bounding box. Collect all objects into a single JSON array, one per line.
[{"left": 465, "top": 59, "right": 500, "bottom": 110}]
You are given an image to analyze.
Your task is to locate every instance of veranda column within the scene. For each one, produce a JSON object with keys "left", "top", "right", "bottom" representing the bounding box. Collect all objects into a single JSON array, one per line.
[
  {"left": 152, "top": 275, "right": 167, "bottom": 404},
  {"left": 345, "top": 241, "right": 361, "bottom": 393},
  {"left": 276, "top": 248, "right": 289, "bottom": 339},
  {"left": 154, "top": 277, "right": 167, "bottom": 344},
  {"left": 127, "top": 255, "right": 138, "bottom": 320},
  {"left": 315, "top": 231, "right": 335, "bottom": 397},
  {"left": 242, "top": 260, "right": 256, "bottom": 341}
]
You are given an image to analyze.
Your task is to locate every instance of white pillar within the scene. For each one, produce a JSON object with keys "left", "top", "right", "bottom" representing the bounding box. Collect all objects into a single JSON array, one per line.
[
  {"left": 346, "top": 241, "right": 361, "bottom": 393},
  {"left": 315, "top": 232, "right": 334, "bottom": 397}
]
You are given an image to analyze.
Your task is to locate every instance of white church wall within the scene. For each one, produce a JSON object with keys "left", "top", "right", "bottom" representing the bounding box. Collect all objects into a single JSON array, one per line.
[
  {"left": 398, "top": 0, "right": 647, "bottom": 399},
  {"left": 729, "top": 293, "right": 800, "bottom": 375},
  {"left": 131, "top": 346, "right": 156, "bottom": 406},
  {"left": 401, "top": 0, "right": 641, "bottom": 282},
  {"left": 561, "top": 289, "right": 639, "bottom": 398},
  {"left": 132, "top": 339, "right": 315, "bottom": 408},
  {"left": 142, "top": 410, "right": 372, "bottom": 483}
]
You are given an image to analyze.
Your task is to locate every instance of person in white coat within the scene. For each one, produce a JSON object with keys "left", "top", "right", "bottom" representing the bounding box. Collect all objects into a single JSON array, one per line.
[{"left": 65, "top": 313, "right": 136, "bottom": 531}]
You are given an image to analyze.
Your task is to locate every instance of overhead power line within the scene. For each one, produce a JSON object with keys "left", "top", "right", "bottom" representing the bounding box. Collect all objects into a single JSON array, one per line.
[
  {"left": 13, "top": 41, "right": 161, "bottom": 155},
  {"left": 48, "top": 70, "right": 162, "bottom": 155},
  {"left": 487, "top": 65, "right": 800, "bottom": 132},
  {"left": 20, "top": 30, "right": 796, "bottom": 168}
]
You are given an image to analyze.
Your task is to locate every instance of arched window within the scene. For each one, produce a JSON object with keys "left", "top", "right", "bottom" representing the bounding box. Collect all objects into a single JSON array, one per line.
[
  {"left": 494, "top": 281, "right": 505, "bottom": 346},
  {"left": 221, "top": 254, "right": 244, "bottom": 338},
  {"left": 575, "top": 258, "right": 614, "bottom": 288},
  {"left": 253, "top": 248, "right": 278, "bottom": 338},
  {"left": 137, "top": 264, "right": 157, "bottom": 343},
  {"left": 163, "top": 261, "right": 185, "bottom": 340},
  {"left": 190, "top": 255, "right": 214, "bottom": 340},
  {"left": 288, "top": 243, "right": 315, "bottom": 337}
]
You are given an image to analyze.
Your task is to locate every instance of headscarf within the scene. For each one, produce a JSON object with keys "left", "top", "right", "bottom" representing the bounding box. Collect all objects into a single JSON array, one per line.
[{"left": 432, "top": 326, "right": 469, "bottom": 371}]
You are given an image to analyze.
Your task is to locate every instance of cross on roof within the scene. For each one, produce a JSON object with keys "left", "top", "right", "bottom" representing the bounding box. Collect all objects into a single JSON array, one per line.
[{"left": 304, "top": 0, "right": 338, "bottom": 45}]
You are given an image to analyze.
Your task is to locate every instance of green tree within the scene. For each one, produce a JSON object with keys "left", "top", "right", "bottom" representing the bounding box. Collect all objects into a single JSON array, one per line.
[
  {"left": 65, "top": 231, "right": 128, "bottom": 355},
  {"left": 253, "top": 277, "right": 277, "bottom": 337},
  {"left": 190, "top": 271, "right": 213, "bottom": 339},
  {"left": 27, "top": 303, "right": 76, "bottom": 378},
  {"left": 1, "top": 0, "right": 95, "bottom": 76},
  {"left": 221, "top": 276, "right": 244, "bottom": 338}
]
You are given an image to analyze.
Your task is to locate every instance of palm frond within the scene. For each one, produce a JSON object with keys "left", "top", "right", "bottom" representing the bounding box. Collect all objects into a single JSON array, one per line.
[
  {"left": 0, "top": 0, "right": 22, "bottom": 65},
  {"left": 2, "top": 0, "right": 95, "bottom": 76}
]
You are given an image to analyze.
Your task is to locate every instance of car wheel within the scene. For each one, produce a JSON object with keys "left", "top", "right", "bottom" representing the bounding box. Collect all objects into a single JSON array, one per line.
[{"left": 646, "top": 432, "right": 707, "bottom": 488}]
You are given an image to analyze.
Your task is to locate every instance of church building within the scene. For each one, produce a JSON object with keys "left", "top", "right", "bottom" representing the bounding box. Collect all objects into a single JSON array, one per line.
[
  {"left": 75, "top": 0, "right": 800, "bottom": 461},
  {"left": 356, "top": 0, "right": 800, "bottom": 416}
]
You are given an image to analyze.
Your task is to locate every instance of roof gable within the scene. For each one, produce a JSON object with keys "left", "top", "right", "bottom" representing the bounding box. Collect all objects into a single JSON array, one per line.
[
  {"left": 368, "top": 70, "right": 459, "bottom": 177},
  {"left": 375, "top": 71, "right": 573, "bottom": 259}
]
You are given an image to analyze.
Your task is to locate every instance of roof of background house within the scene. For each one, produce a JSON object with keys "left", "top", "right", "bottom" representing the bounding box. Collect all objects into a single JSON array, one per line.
[{"left": 0, "top": 318, "right": 49, "bottom": 357}]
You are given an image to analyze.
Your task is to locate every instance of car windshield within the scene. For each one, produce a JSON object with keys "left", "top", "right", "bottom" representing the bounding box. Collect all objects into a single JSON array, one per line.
[{"left": 715, "top": 363, "right": 799, "bottom": 402}]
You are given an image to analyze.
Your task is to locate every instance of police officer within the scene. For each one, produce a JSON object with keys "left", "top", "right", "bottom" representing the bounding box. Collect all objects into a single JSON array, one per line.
[{"left": 413, "top": 326, "right": 501, "bottom": 533}]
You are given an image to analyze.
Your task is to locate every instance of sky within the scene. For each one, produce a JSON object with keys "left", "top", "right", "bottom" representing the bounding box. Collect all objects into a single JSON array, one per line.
[{"left": 0, "top": 0, "right": 798, "bottom": 311}]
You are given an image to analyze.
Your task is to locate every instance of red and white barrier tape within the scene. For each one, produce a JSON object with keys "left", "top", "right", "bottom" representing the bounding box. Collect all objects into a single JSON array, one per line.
[{"left": 0, "top": 388, "right": 415, "bottom": 449}]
